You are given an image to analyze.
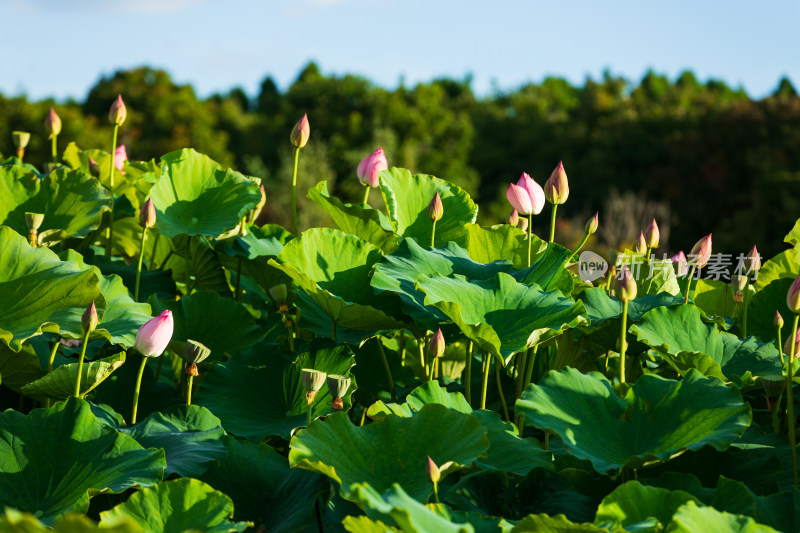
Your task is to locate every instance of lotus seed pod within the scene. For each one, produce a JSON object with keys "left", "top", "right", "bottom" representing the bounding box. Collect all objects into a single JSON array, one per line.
[
  {"left": 619, "top": 266, "right": 637, "bottom": 302},
  {"left": 585, "top": 212, "right": 599, "bottom": 235},
  {"left": 82, "top": 301, "right": 98, "bottom": 333},
  {"left": 429, "top": 328, "right": 445, "bottom": 358},
  {"left": 12, "top": 131, "right": 31, "bottom": 148},
  {"left": 290, "top": 113, "right": 310, "bottom": 148},
  {"left": 184, "top": 339, "right": 211, "bottom": 364},
  {"left": 427, "top": 191, "right": 443, "bottom": 222},
  {"left": 426, "top": 456, "right": 441, "bottom": 484},
  {"left": 544, "top": 161, "right": 569, "bottom": 205},
  {"left": 331, "top": 397, "right": 344, "bottom": 410},
  {"left": 108, "top": 94, "right": 127, "bottom": 126},
  {"left": 775, "top": 310, "right": 785, "bottom": 329},
  {"left": 731, "top": 274, "right": 748, "bottom": 292},
  {"left": 645, "top": 219, "right": 660, "bottom": 249},
  {"left": 25, "top": 212, "right": 44, "bottom": 230},
  {"left": 301, "top": 369, "right": 327, "bottom": 392},
  {"left": 269, "top": 284, "right": 288, "bottom": 303},
  {"left": 326, "top": 374, "right": 351, "bottom": 399},
  {"left": 762, "top": 374, "right": 785, "bottom": 399},
  {"left": 506, "top": 209, "right": 519, "bottom": 227}
]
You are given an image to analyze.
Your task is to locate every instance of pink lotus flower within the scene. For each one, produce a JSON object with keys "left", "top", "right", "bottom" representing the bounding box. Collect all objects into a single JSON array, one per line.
[
  {"left": 427, "top": 191, "right": 443, "bottom": 222},
  {"left": 506, "top": 172, "right": 544, "bottom": 216},
  {"left": 114, "top": 144, "right": 128, "bottom": 173},
  {"left": 775, "top": 310, "right": 784, "bottom": 329},
  {"left": 109, "top": 94, "right": 127, "bottom": 126},
  {"left": 689, "top": 234, "right": 712, "bottom": 268},
  {"left": 134, "top": 310, "right": 174, "bottom": 357},
  {"left": 291, "top": 113, "right": 310, "bottom": 148},
  {"left": 634, "top": 231, "right": 647, "bottom": 255},
  {"left": 357, "top": 148, "right": 388, "bottom": 188},
  {"left": 788, "top": 275, "right": 800, "bottom": 314},
  {"left": 45, "top": 107, "right": 62, "bottom": 137},
  {"left": 544, "top": 161, "right": 569, "bottom": 205}
]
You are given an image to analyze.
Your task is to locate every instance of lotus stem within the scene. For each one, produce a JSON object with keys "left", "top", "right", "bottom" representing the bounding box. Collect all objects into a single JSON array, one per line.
[
  {"left": 419, "top": 336, "right": 428, "bottom": 381},
  {"left": 524, "top": 346, "right": 536, "bottom": 390},
  {"left": 186, "top": 374, "right": 194, "bottom": 406},
  {"left": 742, "top": 286, "right": 750, "bottom": 338},
  {"left": 235, "top": 257, "right": 243, "bottom": 303},
  {"left": 74, "top": 329, "right": 91, "bottom": 398},
  {"left": 495, "top": 358, "right": 510, "bottom": 421},
  {"left": 527, "top": 214, "right": 533, "bottom": 268},
  {"left": 432, "top": 481, "right": 440, "bottom": 505},
  {"left": 157, "top": 248, "right": 174, "bottom": 271},
  {"left": 787, "top": 314, "right": 799, "bottom": 488},
  {"left": 549, "top": 204, "right": 557, "bottom": 243},
  {"left": 51, "top": 134, "right": 58, "bottom": 163},
  {"left": 515, "top": 350, "right": 527, "bottom": 402},
  {"left": 778, "top": 323, "right": 785, "bottom": 366},
  {"left": 306, "top": 397, "right": 314, "bottom": 427},
  {"left": 620, "top": 300, "right": 629, "bottom": 384},
  {"left": 105, "top": 124, "right": 119, "bottom": 258},
  {"left": 684, "top": 265, "right": 697, "bottom": 304},
  {"left": 430, "top": 219, "right": 437, "bottom": 248},
  {"left": 362, "top": 186, "right": 370, "bottom": 208},
  {"left": 464, "top": 340, "right": 473, "bottom": 407},
  {"left": 565, "top": 233, "right": 590, "bottom": 264},
  {"left": 131, "top": 355, "right": 148, "bottom": 425},
  {"left": 291, "top": 146, "right": 300, "bottom": 235},
  {"left": 376, "top": 339, "right": 396, "bottom": 403},
  {"left": 480, "top": 350, "right": 490, "bottom": 409},
  {"left": 148, "top": 233, "right": 160, "bottom": 269},
  {"left": 134, "top": 226, "right": 147, "bottom": 302}
]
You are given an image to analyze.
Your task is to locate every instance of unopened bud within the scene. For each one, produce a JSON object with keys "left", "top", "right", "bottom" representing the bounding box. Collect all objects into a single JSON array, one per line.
[
  {"left": 290, "top": 113, "right": 310, "bottom": 148},
  {"left": 775, "top": 310, "right": 785, "bottom": 330},
  {"left": 82, "top": 301, "right": 98, "bottom": 333},
  {"left": 184, "top": 339, "right": 211, "bottom": 364},
  {"left": 506, "top": 209, "right": 519, "bottom": 227},
  {"left": 426, "top": 456, "right": 440, "bottom": 484},
  {"left": 619, "top": 266, "right": 637, "bottom": 302},
  {"left": 518, "top": 217, "right": 529, "bottom": 233},
  {"left": 671, "top": 251, "right": 688, "bottom": 277},
  {"left": 139, "top": 198, "right": 156, "bottom": 229},
  {"left": 585, "top": 212, "right": 599, "bottom": 235},
  {"left": 108, "top": 94, "right": 127, "bottom": 126},
  {"left": 45, "top": 108, "right": 62, "bottom": 137},
  {"left": 689, "top": 234, "right": 713, "bottom": 268},
  {"left": 645, "top": 219, "right": 660, "bottom": 249},
  {"left": 785, "top": 327, "right": 800, "bottom": 359},
  {"left": 634, "top": 232, "right": 647, "bottom": 255},
  {"left": 787, "top": 276, "right": 800, "bottom": 314},
  {"left": 427, "top": 191, "right": 443, "bottom": 222},
  {"left": 544, "top": 161, "right": 569, "bottom": 204},
  {"left": 746, "top": 245, "right": 761, "bottom": 278},
  {"left": 88, "top": 158, "right": 101, "bottom": 178},
  {"left": 428, "top": 328, "right": 445, "bottom": 358}
]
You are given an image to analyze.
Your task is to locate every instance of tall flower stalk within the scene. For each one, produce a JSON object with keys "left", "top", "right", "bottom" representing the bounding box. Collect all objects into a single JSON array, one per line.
[
  {"left": 106, "top": 95, "right": 127, "bottom": 258},
  {"left": 135, "top": 198, "right": 156, "bottom": 302},
  {"left": 618, "top": 266, "right": 637, "bottom": 384},
  {"left": 74, "top": 302, "right": 98, "bottom": 398},
  {"left": 131, "top": 310, "right": 173, "bottom": 424},
  {"left": 785, "top": 275, "right": 800, "bottom": 487},
  {"left": 290, "top": 114, "right": 310, "bottom": 235},
  {"left": 506, "top": 172, "right": 545, "bottom": 267},
  {"left": 357, "top": 148, "right": 388, "bottom": 207},
  {"left": 427, "top": 191, "right": 443, "bottom": 247},
  {"left": 544, "top": 161, "right": 569, "bottom": 243},
  {"left": 684, "top": 234, "right": 712, "bottom": 304},
  {"left": 44, "top": 108, "right": 61, "bottom": 163}
]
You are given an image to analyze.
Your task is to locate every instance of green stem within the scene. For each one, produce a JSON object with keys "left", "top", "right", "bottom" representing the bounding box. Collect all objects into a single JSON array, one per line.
[
  {"left": 464, "top": 340, "right": 473, "bottom": 407},
  {"left": 74, "top": 329, "right": 91, "bottom": 398},
  {"left": 134, "top": 227, "right": 147, "bottom": 302},
  {"left": 131, "top": 355, "right": 148, "bottom": 425},
  {"left": 495, "top": 358, "right": 510, "bottom": 421},
  {"left": 235, "top": 257, "right": 243, "bottom": 302},
  {"left": 787, "top": 314, "right": 799, "bottom": 488},
  {"left": 527, "top": 214, "right": 533, "bottom": 268},
  {"left": 375, "top": 339, "right": 396, "bottom": 403},
  {"left": 307, "top": 399, "right": 314, "bottom": 427},
  {"left": 362, "top": 185, "right": 370, "bottom": 208},
  {"left": 773, "top": 391, "right": 783, "bottom": 434},
  {"left": 291, "top": 146, "right": 300, "bottom": 235},
  {"left": 778, "top": 325, "right": 785, "bottom": 366},
  {"left": 148, "top": 232, "right": 160, "bottom": 270},
  {"left": 515, "top": 351, "right": 527, "bottom": 403},
  {"left": 480, "top": 350, "right": 490, "bottom": 409},
  {"left": 544, "top": 432, "right": 550, "bottom": 450},
  {"left": 48, "top": 338, "right": 59, "bottom": 374},
  {"left": 51, "top": 134, "right": 58, "bottom": 163},
  {"left": 742, "top": 286, "right": 750, "bottom": 338},
  {"left": 549, "top": 203, "right": 557, "bottom": 243},
  {"left": 430, "top": 218, "right": 437, "bottom": 248},
  {"left": 105, "top": 124, "right": 119, "bottom": 258},
  {"left": 433, "top": 482, "right": 440, "bottom": 505},
  {"left": 418, "top": 338, "right": 427, "bottom": 381},
  {"left": 524, "top": 346, "right": 537, "bottom": 390},
  {"left": 684, "top": 265, "right": 697, "bottom": 304},
  {"left": 187, "top": 374, "right": 194, "bottom": 406},
  {"left": 565, "top": 233, "right": 590, "bottom": 264},
  {"left": 620, "top": 300, "right": 629, "bottom": 384}
]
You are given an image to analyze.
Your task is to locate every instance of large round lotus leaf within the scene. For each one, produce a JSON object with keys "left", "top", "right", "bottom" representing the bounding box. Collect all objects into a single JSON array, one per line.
[
  {"left": 269, "top": 228, "right": 404, "bottom": 331},
  {"left": 21, "top": 352, "right": 125, "bottom": 401},
  {"left": 630, "top": 305, "right": 782, "bottom": 383},
  {"left": 150, "top": 291, "right": 263, "bottom": 362},
  {"left": 755, "top": 248, "right": 799, "bottom": 290},
  {"left": 99, "top": 478, "right": 249, "bottom": 533},
  {"left": 452, "top": 222, "right": 547, "bottom": 270},
  {"left": 170, "top": 234, "right": 231, "bottom": 295},
  {"left": 87, "top": 254, "right": 176, "bottom": 302},
  {"left": 347, "top": 482, "right": 474, "bottom": 533},
  {"left": 747, "top": 277, "right": 794, "bottom": 344},
  {"left": 148, "top": 148, "right": 262, "bottom": 238},
  {"left": 196, "top": 339, "right": 357, "bottom": 441},
  {"left": 289, "top": 403, "right": 489, "bottom": 501},
  {"left": 0, "top": 509, "right": 144, "bottom": 532},
  {"left": 667, "top": 501, "right": 779, "bottom": 533},
  {"left": 415, "top": 272, "right": 587, "bottom": 361},
  {"left": 0, "top": 165, "right": 111, "bottom": 245},
  {"left": 516, "top": 368, "right": 751, "bottom": 474},
  {"left": 511, "top": 514, "right": 605, "bottom": 532},
  {"left": 200, "top": 435, "right": 329, "bottom": 532},
  {"left": 308, "top": 181, "right": 398, "bottom": 253},
  {"left": 593, "top": 481, "right": 699, "bottom": 532},
  {"left": 0, "top": 341, "right": 45, "bottom": 392},
  {"left": 0, "top": 397, "right": 165, "bottom": 525},
  {"left": 693, "top": 279, "right": 739, "bottom": 323}
]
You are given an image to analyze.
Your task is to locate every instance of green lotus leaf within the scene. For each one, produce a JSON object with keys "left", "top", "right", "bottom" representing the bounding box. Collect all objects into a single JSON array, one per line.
[
  {"left": 86, "top": 254, "right": 176, "bottom": 302},
  {"left": 308, "top": 181, "right": 398, "bottom": 253},
  {"left": 0, "top": 397, "right": 165, "bottom": 525},
  {"left": 196, "top": 339, "right": 357, "bottom": 440},
  {"left": 289, "top": 404, "right": 489, "bottom": 501},
  {"left": 516, "top": 368, "right": 751, "bottom": 473},
  {"left": 615, "top": 251, "right": 682, "bottom": 297},
  {"left": 148, "top": 148, "right": 262, "bottom": 238},
  {"left": 747, "top": 278, "right": 794, "bottom": 344},
  {"left": 270, "top": 228, "right": 404, "bottom": 331},
  {"left": 0, "top": 509, "right": 144, "bottom": 532},
  {"left": 453, "top": 222, "right": 548, "bottom": 270},
  {"left": 367, "top": 380, "right": 551, "bottom": 475},
  {"left": 667, "top": 501, "right": 779, "bottom": 533},
  {"left": 150, "top": 291, "right": 263, "bottom": 362},
  {"left": 416, "top": 272, "right": 587, "bottom": 361},
  {"left": 0, "top": 165, "right": 111, "bottom": 244},
  {"left": 343, "top": 515, "right": 401, "bottom": 532},
  {"left": 378, "top": 167, "right": 478, "bottom": 246},
  {"left": 20, "top": 352, "right": 125, "bottom": 401},
  {"left": 511, "top": 514, "right": 605, "bottom": 532},
  {"left": 755, "top": 248, "right": 800, "bottom": 292},
  {"left": 99, "top": 478, "right": 249, "bottom": 532},
  {"left": 346, "top": 482, "right": 474, "bottom": 533},
  {"left": 201, "top": 435, "right": 329, "bottom": 532},
  {"left": 219, "top": 223, "right": 292, "bottom": 260},
  {"left": 594, "top": 481, "right": 699, "bottom": 532},
  {"left": 172, "top": 234, "right": 231, "bottom": 295},
  {"left": 0, "top": 341, "right": 46, "bottom": 392},
  {"left": 630, "top": 305, "right": 783, "bottom": 383},
  {"left": 785, "top": 219, "right": 800, "bottom": 248}
]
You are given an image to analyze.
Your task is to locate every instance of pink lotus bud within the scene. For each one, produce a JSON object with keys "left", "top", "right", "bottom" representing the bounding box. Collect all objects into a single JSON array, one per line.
[
  {"left": 774, "top": 310, "right": 784, "bottom": 329},
  {"left": 585, "top": 212, "right": 599, "bottom": 235},
  {"left": 516, "top": 172, "right": 545, "bottom": 215},
  {"left": 356, "top": 148, "right": 388, "bottom": 188},
  {"left": 290, "top": 113, "right": 310, "bottom": 148},
  {"left": 88, "top": 158, "right": 101, "bottom": 178},
  {"left": 139, "top": 198, "right": 156, "bottom": 229},
  {"left": 785, "top": 327, "right": 800, "bottom": 359},
  {"left": 44, "top": 108, "right": 62, "bottom": 137},
  {"left": 114, "top": 144, "right": 128, "bottom": 173},
  {"left": 134, "top": 310, "right": 174, "bottom": 358},
  {"left": 506, "top": 183, "right": 533, "bottom": 216},
  {"left": 544, "top": 161, "right": 569, "bottom": 205},
  {"left": 634, "top": 232, "right": 647, "bottom": 255},
  {"left": 619, "top": 266, "right": 637, "bottom": 302},
  {"left": 689, "top": 234, "right": 712, "bottom": 268},
  {"left": 82, "top": 301, "right": 98, "bottom": 333},
  {"left": 787, "top": 275, "right": 800, "bottom": 314},
  {"left": 427, "top": 191, "right": 443, "bottom": 222},
  {"left": 746, "top": 245, "right": 761, "bottom": 276},
  {"left": 671, "top": 251, "right": 688, "bottom": 277},
  {"left": 645, "top": 219, "right": 660, "bottom": 249},
  {"left": 428, "top": 328, "right": 445, "bottom": 358},
  {"left": 506, "top": 209, "right": 519, "bottom": 227},
  {"left": 426, "top": 456, "right": 441, "bottom": 484},
  {"left": 108, "top": 94, "right": 127, "bottom": 126}
]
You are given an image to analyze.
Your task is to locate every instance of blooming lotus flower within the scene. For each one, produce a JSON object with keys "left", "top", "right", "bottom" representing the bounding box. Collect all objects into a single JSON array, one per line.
[
  {"left": 544, "top": 161, "right": 569, "bottom": 205},
  {"left": 108, "top": 94, "right": 127, "bottom": 126},
  {"left": 645, "top": 219, "right": 660, "bottom": 249},
  {"left": 506, "top": 172, "right": 545, "bottom": 216},
  {"left": 114, "top": 144, "right": 127, "bottom": 173},
  {"left": 585, "top": 212, "right": 599, "bottom": 235},
  {"left": 619, "top": 266, "right": 637, "bottom": 302},
  {"left": 689, "top": 234, "right": 712, "bottom": 268},
  {"left": 45, "top": 108, "right": 62, "bottom": 137},
  {"left": 671, "top": 251, "right": 689, "bottom": 277},
  {"left": 134, "top": 310, "right": 174, "bottom": 357},
  {"left": 788, "top": 275, "right": 800, "bottom": 314},
  {"left": 139, "top": 198, "right": 156, "bottom": 229},
  {"left": 357, "top": 148, "right": 388, "bottom": 188},
  {"left": 290, "top": 113, "right": 310, "bottom": 148}
]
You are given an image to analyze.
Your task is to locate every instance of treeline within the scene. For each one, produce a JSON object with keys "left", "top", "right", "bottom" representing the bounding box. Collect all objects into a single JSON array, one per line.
[{"left": 2, "top": 63, "right": 799, "bottom": 256}]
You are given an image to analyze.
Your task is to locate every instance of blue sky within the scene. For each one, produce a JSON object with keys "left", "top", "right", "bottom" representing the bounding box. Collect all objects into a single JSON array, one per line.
[{"left": 3, "top": 0, "right": 798, "bottom": 101}]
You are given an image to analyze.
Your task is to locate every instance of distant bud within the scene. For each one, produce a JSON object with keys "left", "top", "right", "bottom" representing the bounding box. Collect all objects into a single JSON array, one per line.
[
  {"left": 645, "top": 219, "right": 660, "bottom": 249},
  {"left": 184, "top": 339, "right": 211, "bottom": 364},
  {"left": 544, "top": 161, "right": 569, "bottom": 204},
  {"left": 108, "top": 94, "right": 127, "bottom": 126},
  {"left": 25, "top": 212, "right": 44, "bottom": 230},
  {"left": 139, "top": 198, "right": 156, "bottom": 229},
  {"left": 746, "top": 245, "right": 761, "bottom": 278},
  {"left": 518, "top": 217, "right": 529, "bottom": 233},
  {"left": 619, "top": 266, "right": 637, "bottom": 302},
  {"left": 12, "top": 131, "right": 31, "bottom": 149},
  {"left": 506, "top": 209, "right": 519, "bottom": 227},
  {"left": 671, "top": 251, "right": 688, "bottom": 277},
  {"left": 427, "top": 191, "right": 443, "bottom": 222},
  {"left": 44, "top": 108, "right": 62, "bottom": 137},
  {"left": 634, "top": 232, "right": 647, "bottom": 255},
  {"left": 88, "top": 158, "right": 101, "bottom": 178},
  {"left": 429, "top": 328, "right": 445, "bottom": 358},
  {"left": 689, "top": 234, "right": 713, "bottom": 268},
  {"left": 290, "top": 113, "right": 310, "bottom": 148},
  {"left": 787, "top": 275, "right": 800, "bottom": 314},
  {"left": 82, "top": 301, "right": 98, "bottom": 333},
  {"left": 426, "top": 456, "right": 441, "bottom": 484},
  {"left": 585, "top": 212, "right": 599, "bottom": 235},
  {"left": 775, "top": 310, "right": 785, "bottom": 330},
  {"left": 326, "top": 374, "right": 351, "bottom": 400},
  {"left": 301, "top": 369, "right": 326, "bottom": 392},
  {"left": 269, "top": 284, "right": 288, "bottom": 303}
]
